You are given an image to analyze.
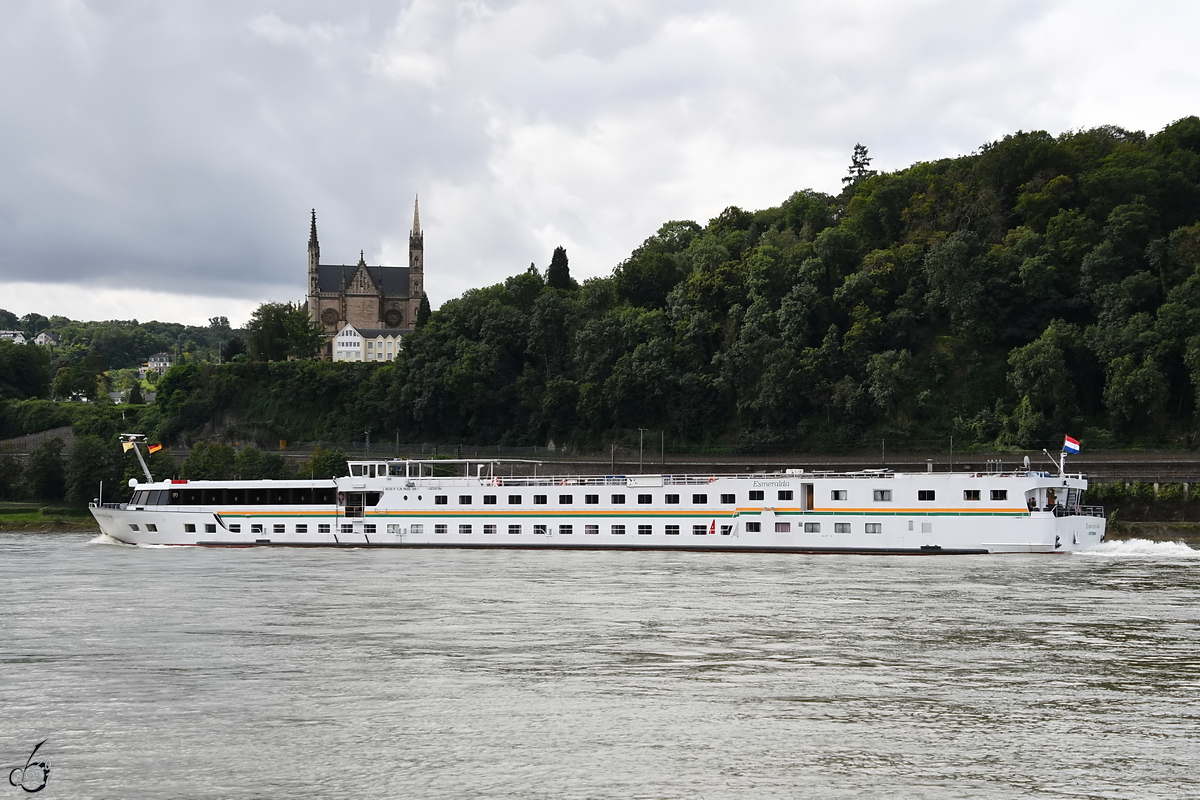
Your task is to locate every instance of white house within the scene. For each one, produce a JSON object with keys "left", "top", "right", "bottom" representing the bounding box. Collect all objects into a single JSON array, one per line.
[
  {"left": 139, "top": 352, "right": 174, "bottom": 378},
  {"left": 332, "top": 324, "right": 403, "bottom": 362},
  {"left": 33, "top": 331, "right": 60, "bottom": 347},
  {"left": 0, "top": 330, "right": 26, "bottom": 345}
]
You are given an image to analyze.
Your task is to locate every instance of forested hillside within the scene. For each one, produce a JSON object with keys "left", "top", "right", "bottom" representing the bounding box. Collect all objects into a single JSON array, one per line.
[
  {"left": 9, "top": 118, "right": 1200, "bottom": 454},
  {"left": 357, "top": 117, "right": 1200, "bottom": 450}
]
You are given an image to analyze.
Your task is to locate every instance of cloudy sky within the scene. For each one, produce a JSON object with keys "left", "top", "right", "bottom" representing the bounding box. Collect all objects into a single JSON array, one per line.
[{"left": 2, "top": 0, "right": 1198, "bottom": 326}]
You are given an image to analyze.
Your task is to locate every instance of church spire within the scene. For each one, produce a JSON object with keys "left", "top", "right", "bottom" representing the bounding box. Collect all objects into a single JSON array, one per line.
[
  {"left": 409, "top": 194, "right": 424, "bottom": 257},
  {"left": 309, "top": 209, "right": 319, "bottom": 248}
]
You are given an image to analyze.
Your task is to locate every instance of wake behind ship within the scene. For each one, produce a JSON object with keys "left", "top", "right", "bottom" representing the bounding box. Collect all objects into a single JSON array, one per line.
[{"left": 92, "top": 443, "right": 1106, "bottom": 554}]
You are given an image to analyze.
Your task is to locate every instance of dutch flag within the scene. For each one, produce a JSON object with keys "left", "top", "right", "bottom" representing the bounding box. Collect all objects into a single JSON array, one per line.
[{"left": 1063, "top": 435, "right": 1081, "bottom": 455}]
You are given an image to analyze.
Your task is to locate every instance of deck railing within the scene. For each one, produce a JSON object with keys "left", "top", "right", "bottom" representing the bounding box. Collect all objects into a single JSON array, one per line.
[{"left": 1053, "top": 505, "right": 1105, "bottom": 518}]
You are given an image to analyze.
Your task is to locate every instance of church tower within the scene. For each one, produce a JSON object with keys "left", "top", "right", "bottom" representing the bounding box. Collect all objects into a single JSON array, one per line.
[
  {"left": 307, "top": 209, "right": 320, "bottom": 322},
  {"left": 409, "top": 195, "right": 423, "bottom": 300}
]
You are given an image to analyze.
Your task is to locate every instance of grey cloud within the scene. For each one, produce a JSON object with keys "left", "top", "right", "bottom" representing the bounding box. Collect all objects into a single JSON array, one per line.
[{"left": 1, "top": 0, "right": 1198, "bottom": 323}]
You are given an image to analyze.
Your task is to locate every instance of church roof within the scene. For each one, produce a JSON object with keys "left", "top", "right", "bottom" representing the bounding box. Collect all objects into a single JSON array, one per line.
[
  {"left": 316, "top": 263, "right": 411, "bottom": 296},
  {"left": 355, "top": 328, "right": 406, "bottom": 339}
]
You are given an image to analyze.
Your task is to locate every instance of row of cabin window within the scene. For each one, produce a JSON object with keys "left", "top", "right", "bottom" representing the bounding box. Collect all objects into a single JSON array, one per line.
[
  {"left": 744, "top": 522, "right": 881, "bottom": 533},
  {"left": 434, "top": 492, "right": 741, "bottom": 505},
  {"left": 405, "top": 522, "right": 881, "bottom": 535},
  {"left": 409, "top": 523, "right": 730, "bottom": 535},
  {"left": 144, "top": 520, "right": 886, "bottom": 536},
  {"left": 871, "top": 489, "right": 1008, "bottom": 502},
  {"left": 225, "top": 523, "right": 333, "bottom": 534},
  {"left": 132, "top": 488, "right": 338, "bottom": 506},
  {"left": 429, "top": 489, "right": 1009, "bottom": 504}
]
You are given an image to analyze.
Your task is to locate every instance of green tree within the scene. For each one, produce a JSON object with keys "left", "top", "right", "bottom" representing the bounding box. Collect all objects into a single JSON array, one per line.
[
  {"left": 66, "top": 435, "right": 123, "bottom": 506},
  {"left": 842, "top": 143, "right": 876, "bottom": 187},
  {"left": 221, "top": 336, "right": 247, "bottom": 362},
  {"left": 416, "top": 293, "right": 432, "bottom": 328},
  {"left": 1007, "top": 321, "right": 1080, "bottom": 425},
  {"left": 866, "top": 350, "right": 916, "bottom": 416},
  {"left": 232, "top": 446, "right": 292, "bottom": 480},
  {"left": 233, "top": 446, "right": 263, "bottom": 479},
  {"left": 180, "top": 441, "right": 237, "bottom": 480},
  {"left": 0, "top": 451, "right": 21, "bottom": 500},
  {"left": 245, "top": 302, "right": 322, "bottom": 361},
  {"left": 283, "top": 307, "right": 325, "bottom": 359},
  {"left": 21, "top": 437, "right": 66, "bottom": 501},
  {"left": 0, "top": 340, "right": 52, "bottom": 400},
  {"left": 546, "top": 246, "right": 577, "bottom": 291},
  {"left": 297, "top": 445, "right": 348, "bottom": 479}
]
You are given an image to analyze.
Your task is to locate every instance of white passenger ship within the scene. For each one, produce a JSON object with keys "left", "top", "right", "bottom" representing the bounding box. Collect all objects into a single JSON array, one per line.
[{"left": 91, "top": 440, "right": 1106, "bottom": 554}]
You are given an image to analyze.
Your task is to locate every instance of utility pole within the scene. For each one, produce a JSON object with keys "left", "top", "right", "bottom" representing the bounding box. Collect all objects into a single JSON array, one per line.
[{"left": 638, "top": 428, "right": 648, "bottom": 473}]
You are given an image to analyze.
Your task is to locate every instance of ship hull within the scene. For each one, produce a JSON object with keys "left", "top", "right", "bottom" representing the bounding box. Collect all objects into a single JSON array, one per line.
[{"left": 91, "top": 465, "right": 1106, "bottom": 554}]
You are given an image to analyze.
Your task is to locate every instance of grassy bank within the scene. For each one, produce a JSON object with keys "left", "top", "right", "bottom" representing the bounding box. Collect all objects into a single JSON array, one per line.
[
  {"left": 0, "top": 503, "right": 99, "bottom": 532},
  {"left": 1107, "top": 520, "right": 1200, "bottom": 544}
]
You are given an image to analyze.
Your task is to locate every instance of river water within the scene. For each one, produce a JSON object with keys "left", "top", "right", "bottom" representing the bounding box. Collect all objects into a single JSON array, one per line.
[{"left": 2, "top": 533, "right": 1198, "bottom": 799}]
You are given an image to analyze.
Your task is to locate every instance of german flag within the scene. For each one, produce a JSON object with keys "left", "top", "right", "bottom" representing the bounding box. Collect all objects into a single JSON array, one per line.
[{"left": 148, "top": 444, "right": 163, "bottom": 454}]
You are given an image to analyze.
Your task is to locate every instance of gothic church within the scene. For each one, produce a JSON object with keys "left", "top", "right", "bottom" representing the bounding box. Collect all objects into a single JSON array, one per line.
[{"left": 306, "top": 199, "right": 424, "bottom": 355}]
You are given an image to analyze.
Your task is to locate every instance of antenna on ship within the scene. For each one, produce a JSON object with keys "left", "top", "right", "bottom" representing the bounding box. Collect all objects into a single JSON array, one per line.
[
  {"left": 120, "top": 433, "right": 155, "bottom": 483},
  {"left": 1041, "top": 448, "right": 1065, "bottom": 478}
]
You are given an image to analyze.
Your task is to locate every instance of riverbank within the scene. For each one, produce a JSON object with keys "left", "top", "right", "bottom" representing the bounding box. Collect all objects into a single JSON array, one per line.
[
  {"left": 1108, "top": 521, "right": 1200, "bottom": 544},
  {"left": 0, "top": 504, "right": 98, "bottom": 532}
]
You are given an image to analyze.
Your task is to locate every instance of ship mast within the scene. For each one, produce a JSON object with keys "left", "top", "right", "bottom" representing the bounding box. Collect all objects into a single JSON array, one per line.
[{"left": 120, "top": 433, "right": 155, "bottom": 483}]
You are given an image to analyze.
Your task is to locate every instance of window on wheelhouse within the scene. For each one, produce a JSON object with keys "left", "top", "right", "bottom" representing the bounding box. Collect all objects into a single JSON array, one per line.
[{"left": 964, "top": 490, "right": 981, "bottom": 501}]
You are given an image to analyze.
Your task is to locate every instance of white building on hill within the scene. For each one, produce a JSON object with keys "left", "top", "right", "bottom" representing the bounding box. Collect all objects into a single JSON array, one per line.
[{"left": 332, "top": 324, "right": 402, "bottom": 362}]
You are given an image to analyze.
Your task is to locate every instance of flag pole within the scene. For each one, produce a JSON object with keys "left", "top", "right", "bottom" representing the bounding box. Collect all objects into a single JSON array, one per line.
[{"left": 120, "top": 433, "right": 155, "bottom": 483}]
